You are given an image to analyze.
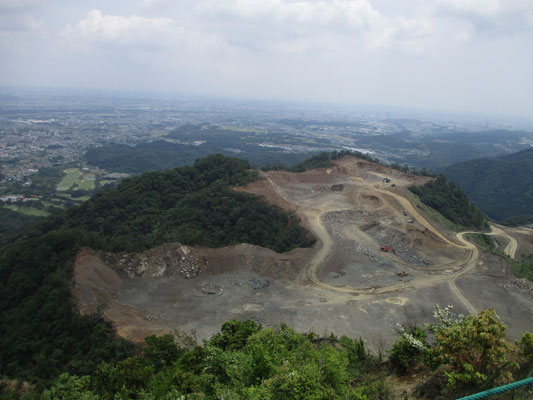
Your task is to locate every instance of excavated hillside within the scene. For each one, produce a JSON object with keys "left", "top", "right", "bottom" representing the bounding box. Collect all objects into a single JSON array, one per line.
[{"left": 73, "top": 156, "right": 533, "bottom": 348}]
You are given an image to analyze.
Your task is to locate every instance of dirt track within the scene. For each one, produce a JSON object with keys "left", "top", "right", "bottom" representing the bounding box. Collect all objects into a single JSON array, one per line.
[
  {"left": 252, "top": 158, "right": 532, "bottom": 324},
  {"left": 262, "top": 163, "right": 478, "bottom": 307},
  {"left": 73, "top": 156, "right": 533, "bottom": 348}
]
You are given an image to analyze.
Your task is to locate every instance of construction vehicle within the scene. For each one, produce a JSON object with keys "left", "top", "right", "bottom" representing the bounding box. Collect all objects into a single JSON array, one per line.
[
  {"left": 397, "top": 271, "right": 408, "bottom": 277},
  {"left": 383, "top": 178, "right": 391, "bottom": 183},
  {"left": 380, "top": 246, "right": 396, "bottom": 253}
]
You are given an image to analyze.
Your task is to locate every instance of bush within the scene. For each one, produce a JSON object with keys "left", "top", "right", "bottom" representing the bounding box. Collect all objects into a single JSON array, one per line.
[
  {"left": 518, "top": 332, "right": 533, "bottom": 363},
  {"left": 388, "top": 325, "right": 427, "bottom": 374},
  {"left": 431, "top": 309, "right": 518, "bottom": 388}
]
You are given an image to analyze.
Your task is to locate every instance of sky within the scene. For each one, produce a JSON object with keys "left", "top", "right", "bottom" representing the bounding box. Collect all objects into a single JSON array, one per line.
[{"left": 0, "top": 0, "right": 532, "bottom": 117}]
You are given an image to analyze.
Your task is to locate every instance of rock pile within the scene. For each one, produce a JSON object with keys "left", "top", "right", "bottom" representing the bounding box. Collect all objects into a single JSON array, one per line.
[
  {"left": 102, "top": 243, "right": 205, "bottom": 279},
  {"left": 499, "top": 278, "right": 533, "bottom": 295}
]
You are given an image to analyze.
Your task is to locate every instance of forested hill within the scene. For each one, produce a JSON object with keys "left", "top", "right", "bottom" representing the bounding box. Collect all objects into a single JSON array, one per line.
[
  {"left": 408, "top": 175, "right": 488, "bottom": 230},
  {"left": 0, "top": 155, "right": 313, "bottom": 384},
  {"left": 442, "top": 148, "right": 533, "bottom": 224}
]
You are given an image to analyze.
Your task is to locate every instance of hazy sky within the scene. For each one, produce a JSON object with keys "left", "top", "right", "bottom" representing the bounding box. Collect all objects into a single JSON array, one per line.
[{"left": 1, "top": 0, "right": 532, "bottom": 117}]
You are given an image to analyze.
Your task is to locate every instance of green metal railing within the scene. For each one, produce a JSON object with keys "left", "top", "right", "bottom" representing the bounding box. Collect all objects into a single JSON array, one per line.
[{"left": 457, "top": 377, "right": 533, "bottom": 399}]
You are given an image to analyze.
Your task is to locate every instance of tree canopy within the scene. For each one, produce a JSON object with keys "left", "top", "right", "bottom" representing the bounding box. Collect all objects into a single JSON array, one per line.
[
  {"left": 409, "top": 175, "right": 488, "bottom": 230},
  {"left": 0, "top": 155, "right": 314, "bottom": 385}
]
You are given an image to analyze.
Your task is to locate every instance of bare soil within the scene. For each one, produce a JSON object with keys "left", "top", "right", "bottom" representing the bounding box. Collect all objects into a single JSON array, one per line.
[{"left": 73, "top": 156, "right": 533, "bottom": 348}]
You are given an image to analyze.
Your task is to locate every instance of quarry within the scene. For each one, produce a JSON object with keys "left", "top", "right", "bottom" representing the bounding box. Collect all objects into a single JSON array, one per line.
[{"left": 73, "top": 156, "right": 533, "bottom": 351}]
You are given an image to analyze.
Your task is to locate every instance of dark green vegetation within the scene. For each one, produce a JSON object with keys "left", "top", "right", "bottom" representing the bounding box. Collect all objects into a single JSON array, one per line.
[
  {"left": 2, "top": 151, "right": 532, "bottom": 398},
  {"left": 85, "top": 124, "right": 326, "bottom": 173},
  {"left": 65, "top": 155, "right": 313, "bottom": 253},
  {"left": 4, "top": 310, "right": 532, "bottom": 399},
  {"left": 443, "top": 148, "right": 533, "bottom": 225},
  {"left": 7, "top": 321, "right": 388, "bottom": 400},
  {"left": 0, "top": 155, "right": 313, "bottom": 387},
  {"left": 0, "top": 208, "right": 43, "bottom": 237},
  {"left": 85, "top": 125, "right": 533, "bottom": 175},
  {"left": 388, "top": 307, "right": 532, "bottom": 398},
  {"left": 409, "top": 175, "right": 488, "bottom": 230},
  {"left": 510, "top": 254, "right": 533, "bottom": 283},
  {"left": 0, "top": 225, "right": 134, "bottom": 384},
  {"left": 466, "top": 233, "right": 496, "bottom": 252}
]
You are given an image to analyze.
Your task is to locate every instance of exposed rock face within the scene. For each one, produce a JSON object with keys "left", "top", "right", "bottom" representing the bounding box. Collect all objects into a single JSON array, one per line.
[
  {"left": 100, "top": 243, "right": 205, "bottom": 279},
  {"left": 72, "top": 248, "right": 171, "bottom": 341},
  {"left": 73, "top": 248, "right": 122, "bottom": 315},
  {"left": 72, "top": 242, "right": 311, "bottom": 343}
]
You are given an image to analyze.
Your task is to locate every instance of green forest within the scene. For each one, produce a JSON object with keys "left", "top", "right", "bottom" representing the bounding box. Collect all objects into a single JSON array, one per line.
[
  {"left": 0, "top": 155, "right": 313, "bottom": 391},
  {"left": 0, "top": 208, "right": 43, "bottom": 238},
  {"left": 443, "top": 148, "right": 533, "bottom": 224},
  {"left": 1, "top": 152, "right": 532, "bottom": 398},
  {"left": 408, "top": 175, "right": 488, "bottom": 230},
  {"left": 3, "top": 309, "right": 532, "bottom": 399},
  {"left": 84, "top": 124, "right": 328, "bottom": 174}
]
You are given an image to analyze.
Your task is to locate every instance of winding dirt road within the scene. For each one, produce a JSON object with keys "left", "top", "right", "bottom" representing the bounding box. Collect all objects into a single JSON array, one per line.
[{"left": 261, "top": 165, "right": 523, "bottom": 314}]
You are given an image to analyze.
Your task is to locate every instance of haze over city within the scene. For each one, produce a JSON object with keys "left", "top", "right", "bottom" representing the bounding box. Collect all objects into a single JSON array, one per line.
[{"left": 1, "top": 0, "right": 532, "bottom": 117}]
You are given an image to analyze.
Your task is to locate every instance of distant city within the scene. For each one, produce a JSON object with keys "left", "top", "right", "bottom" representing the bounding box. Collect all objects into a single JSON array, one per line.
[{"left": 2, "top": 88, "right": 532, "bottom": 185}]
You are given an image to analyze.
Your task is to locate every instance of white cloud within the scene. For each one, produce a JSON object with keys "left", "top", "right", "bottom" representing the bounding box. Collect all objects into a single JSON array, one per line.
[
  {"left": 196, "top": 0, "right": 433, "bottom": 53},
  {"left": 62, "top": 10, "right": 176, "bottom": 48},
  {"left": 61, "top": 9, "right": 221, "bottom": 54},
  {"left": 197, "top": 0, "right": 383, "bottom": 29},
  {"left": 2, "top": 1, "right": 531, "bottom": 117}
]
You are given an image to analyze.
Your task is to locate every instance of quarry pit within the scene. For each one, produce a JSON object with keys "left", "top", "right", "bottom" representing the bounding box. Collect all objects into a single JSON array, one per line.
[{"left": 73, "top": 156, "right": 533, "bottom": 350}]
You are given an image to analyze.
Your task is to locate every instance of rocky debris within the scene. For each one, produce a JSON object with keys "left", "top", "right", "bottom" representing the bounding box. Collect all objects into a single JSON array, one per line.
[
  {"left": 144, "top": 314, "right": 160, "bottom": 321},
  {"left": 357, "top": 244, "right": 393, "bottom": 268},
  {"left": 180, "top": 260, "right": 202, "bottom": 279},
  {"left": 201, "top": 283, "right": 224, "bottom": 295},
  {"left": 394, "top": 248, "right": 430, "bottom": 266},
  {"left": 386, "top": 242, "right": 429, "bottom": 266},
  {"left": 234, "top": 277, "right": 271, "bottom": 290},
  {"left": 499, "top": 278, "right": 533, "bottom": 295},
  {"left": 330, "top": 184, "right": 344, "bottom": 191},
  {"left": 322, "top": 210, "right": 430, "bottom": 268},
  {"left": 360, "top": 221, "right": 379, "bottom": 232},
  {"left": 101, "top": 243, "right": 205, "bottom": 279}
]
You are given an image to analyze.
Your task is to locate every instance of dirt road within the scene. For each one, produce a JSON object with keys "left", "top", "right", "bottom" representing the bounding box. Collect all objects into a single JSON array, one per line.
[
  {"left": 260, "top": 162, "right": 523, "bottom": 313},
  {"left": 76, "top": 157, "right": 533, "bottom": 345},
  {"left": 488, "top": 225, "right": 518, "bottom": 258}
]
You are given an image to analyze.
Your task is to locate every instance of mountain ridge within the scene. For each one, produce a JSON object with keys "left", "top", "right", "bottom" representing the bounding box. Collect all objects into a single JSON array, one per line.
[{"left": 443, "top": 147, "right": 533, "bottom": 224}]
